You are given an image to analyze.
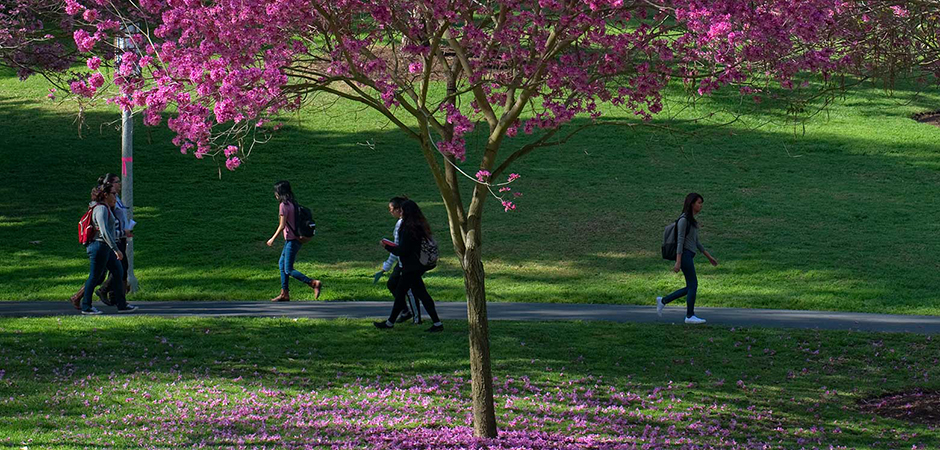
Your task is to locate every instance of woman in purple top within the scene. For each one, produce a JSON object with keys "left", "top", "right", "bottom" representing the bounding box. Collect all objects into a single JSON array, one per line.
[{"left": 266, "top": 180, "right": 322, "bottom": 302}]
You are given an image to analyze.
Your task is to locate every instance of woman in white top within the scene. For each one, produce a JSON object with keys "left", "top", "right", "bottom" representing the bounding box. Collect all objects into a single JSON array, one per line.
[{"left": 374, "top": 196, "right": 419, "bottom": 323}]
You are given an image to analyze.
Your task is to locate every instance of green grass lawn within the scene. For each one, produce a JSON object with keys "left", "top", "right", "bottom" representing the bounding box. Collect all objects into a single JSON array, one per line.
[
  {"left": 0, "top": 317, "right": 937, "bottom": 449},
  {"left": 1, "top": 67, "right": 939, "bottom": 314}
]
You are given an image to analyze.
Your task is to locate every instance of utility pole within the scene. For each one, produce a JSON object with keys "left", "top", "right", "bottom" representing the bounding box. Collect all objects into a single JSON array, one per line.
[{"left": 116, "top": 25, "right": 139, "bottom": 292}]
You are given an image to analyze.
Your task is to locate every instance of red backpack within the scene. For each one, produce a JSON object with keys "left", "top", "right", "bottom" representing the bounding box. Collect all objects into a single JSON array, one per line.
[{"left": 78, "top": 203, "right": 107, "bottom": 245}]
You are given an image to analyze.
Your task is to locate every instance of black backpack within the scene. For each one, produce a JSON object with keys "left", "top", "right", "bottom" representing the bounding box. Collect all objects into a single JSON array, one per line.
[
  {"left": 288, "top": 202, "right": 316, "bottom": 243},
  {"left": 661, "top": 215, "right": 692, "bottom": 260}
]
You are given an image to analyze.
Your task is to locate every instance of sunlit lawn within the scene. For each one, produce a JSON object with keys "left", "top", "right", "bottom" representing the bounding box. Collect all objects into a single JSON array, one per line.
[{"left": 0, "top": 67, "right": 939, "bottom": 315}]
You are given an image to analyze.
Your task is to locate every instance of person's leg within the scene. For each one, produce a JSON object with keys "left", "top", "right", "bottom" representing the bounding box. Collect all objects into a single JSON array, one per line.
[
  {"left": 409, "top": 275, "right": 440, "bottom": 324},
  {"left": 284, "top": 241, "right": 313, "bottom": 284},
  {"left": 387, "top": 265, "right": 412, "bottom": 320},
  {"left": 386, "top": 265, "right": 401, "bottom": 295},
  {"left": 661, "top": 286, "right": 688, "bottom": 304},
  {"left": 407, "top": 289, "right": 420, "bottom": 322},
  {"left": 101, "top": 239, "right": 128, "bottom": 301},
  {"left": 104, "top": 251, "right": 126, "bottom": 308},
  {"left": 681, "top": 251, "right": 698, "bottom": 318},
  {"left": 279, "top": 244, "right": 290, "bottom": 291},
  {"left": 119, "top": 238, "right": 129, "bottom": 292},
  {"left": 81, "top": 242, "right": 108, "bottom": 311},
  {"left": 386, "top": 271, "right": 419, "bottom": 324}
]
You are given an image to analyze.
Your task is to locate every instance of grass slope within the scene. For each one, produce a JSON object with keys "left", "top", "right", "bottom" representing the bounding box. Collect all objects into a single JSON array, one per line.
[{"left": 1, "top": 68, "right": 939, "bottom": 314}]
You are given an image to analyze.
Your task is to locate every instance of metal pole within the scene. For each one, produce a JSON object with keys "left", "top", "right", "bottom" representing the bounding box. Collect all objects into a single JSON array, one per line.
[
  {"left": 117, "top": 27, "right": 139, "bottom": 292},
  {"left": 121, "top": 102, "right": 138, "bottom": 292}
]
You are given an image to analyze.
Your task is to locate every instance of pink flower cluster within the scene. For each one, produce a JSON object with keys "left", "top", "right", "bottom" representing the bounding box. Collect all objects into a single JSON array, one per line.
[
  {"left": 438, "top": 103, "right": 475, "bottom": 161},
  {"left": 57, "top": 0, "right": 933, "bottom": 179}
]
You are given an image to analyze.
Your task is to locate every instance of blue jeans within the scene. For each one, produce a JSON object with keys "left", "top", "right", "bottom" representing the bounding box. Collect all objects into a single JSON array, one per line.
[
  {"left": 82, "top": 241, "right": 126, "bottom": 310},
  {"left": 662, "top": 250, "right": 697, "bottom": 318},
  {"left": 279, "top": 240, "right": 312, "bottom": 290}
]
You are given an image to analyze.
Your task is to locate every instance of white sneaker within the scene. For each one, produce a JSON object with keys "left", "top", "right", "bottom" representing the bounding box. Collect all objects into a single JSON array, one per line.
[
  {"left": 656, "top": 297, "right": 664, "bottom": 317},
  {"left": 684, "top": 315, "right": 706, "bottom": 324},
  {"left": 81, "top": 307, "right": 103, "bottom": 315}
]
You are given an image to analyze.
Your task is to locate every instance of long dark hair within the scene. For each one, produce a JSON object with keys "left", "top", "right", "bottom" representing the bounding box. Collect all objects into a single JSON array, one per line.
[
  {"left": 681, "top": 192, "right": 703, "bottom": 228},
  {"left": 400, "top": 200, "right": 431, "bottom": 241},
  {"left": 274, "top": 180, "right": 295, "bottom": 205}
]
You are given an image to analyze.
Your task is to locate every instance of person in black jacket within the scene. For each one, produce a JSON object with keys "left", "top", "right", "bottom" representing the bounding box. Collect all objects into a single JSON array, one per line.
[{"left": 374, "top": 200, "right": 443, "bottom": 333}]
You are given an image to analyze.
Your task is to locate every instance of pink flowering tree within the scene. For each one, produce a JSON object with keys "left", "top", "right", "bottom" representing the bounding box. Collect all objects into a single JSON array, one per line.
[
  {"left": 52, "top": 0, "right": 933, "bottom": 438},
  {"left": 0, "top": 0, "right": 73, "bottom": 79}
]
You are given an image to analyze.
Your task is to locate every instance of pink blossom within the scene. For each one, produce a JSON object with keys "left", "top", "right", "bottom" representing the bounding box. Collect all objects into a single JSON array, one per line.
[
  {"left": 475, "top": 170, "right": 490, "bottom": 182},
  {"left": 69, "top": 80, "right": 95, "bottom": 97},
  {"left": 86, "top": 56, "right": 101, "bottom": 71},
  {"left": 225, "top": 156, "right": 242, "bottom": 171},
  {"left": 73, "top": 29, "right": 97, "bottom": 52},
  {"left": 89, "top": 72, "right": 105, "bottom": 88},
  {"left": 82, "top": 8, "right": 98, "bottom": 22}
]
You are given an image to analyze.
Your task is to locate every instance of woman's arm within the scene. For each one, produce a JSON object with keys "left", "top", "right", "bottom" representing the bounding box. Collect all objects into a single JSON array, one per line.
[
  {"left": 266, "top": 215, "right": 287, "bottom": 247},
  {"left": 702, "top": 249, "right": 718, "bottom": 266},
  {"left": 674, "top": 218, "right": 687, "bottom": 272}
]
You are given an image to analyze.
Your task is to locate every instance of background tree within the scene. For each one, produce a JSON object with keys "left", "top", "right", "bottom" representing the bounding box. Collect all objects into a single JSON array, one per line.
[
  {"left": 0, "top": 0, "right": 73, "bottom": 79},
  {"left": 34, "top": 0, "right": 936, "bottom": 438}
]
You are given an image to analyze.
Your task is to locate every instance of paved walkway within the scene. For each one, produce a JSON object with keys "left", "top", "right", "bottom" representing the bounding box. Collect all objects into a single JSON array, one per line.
[{"left": 2, "top": 301, "right": 940, "bottom": 334}]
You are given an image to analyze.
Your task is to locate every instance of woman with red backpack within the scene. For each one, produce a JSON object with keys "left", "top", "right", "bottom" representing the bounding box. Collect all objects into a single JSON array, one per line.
[
  {"left": 79, "top": 184, "right": 138, "bottom": 315},
  {"left": 266, "top": 180, "right": 322, "bottom": 302}
]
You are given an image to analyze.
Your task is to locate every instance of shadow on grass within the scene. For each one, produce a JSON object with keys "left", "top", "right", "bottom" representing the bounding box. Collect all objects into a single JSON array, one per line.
[{"left": 0, "top": 317, "right": 937, "bottom": 447}]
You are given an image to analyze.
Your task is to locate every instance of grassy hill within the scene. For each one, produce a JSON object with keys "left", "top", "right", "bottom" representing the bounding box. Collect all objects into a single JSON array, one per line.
[{"left": 1, "top": 68, "right": 939, "bottom": 314}]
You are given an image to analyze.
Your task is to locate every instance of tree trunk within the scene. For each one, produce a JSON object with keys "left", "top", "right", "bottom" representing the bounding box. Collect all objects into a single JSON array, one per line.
[{"left": 463, "top": 240, "right": 498, "bottom": 438}]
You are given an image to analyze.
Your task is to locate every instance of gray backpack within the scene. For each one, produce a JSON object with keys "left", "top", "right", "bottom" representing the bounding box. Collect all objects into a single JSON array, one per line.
[
  {"left": 661, "top": 215, "right": 692, "bottom": 260},
  {"left": 419, "top": 236, "right": 439, "bottom": 269}
]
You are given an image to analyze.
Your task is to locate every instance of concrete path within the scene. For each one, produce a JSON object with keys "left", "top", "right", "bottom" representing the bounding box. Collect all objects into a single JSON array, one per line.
[{"left": 2, "top": 301, "right": 940, "bottom": 334}]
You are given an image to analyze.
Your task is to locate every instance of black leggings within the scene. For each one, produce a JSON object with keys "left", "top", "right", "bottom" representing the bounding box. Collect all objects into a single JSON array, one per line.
[
  {"left": 100, "top": 238, "right": 128, "bottom": 297},
  {"left": 388, "top": 270, "right": 439, "bottom": 324},
  {"left": 662, "top": 250, "right": 697, "bottom": 318},
  {"left": 387, "top": 265, "right": 418, "bottom": 317}
]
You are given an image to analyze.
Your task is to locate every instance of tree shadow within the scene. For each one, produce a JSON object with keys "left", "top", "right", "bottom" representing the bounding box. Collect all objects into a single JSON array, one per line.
[{"left": 0, "top": 318, "right": 937, "bottom": 447}]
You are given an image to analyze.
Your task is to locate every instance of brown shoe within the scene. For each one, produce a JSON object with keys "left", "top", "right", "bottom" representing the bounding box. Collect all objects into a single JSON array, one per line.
[
  {"left": 270, "top": 289, "right": 290, "bottom": 302},
  {"left": 309, "top": 280, "right": 322, "bottom": 300},
  {"left": 69, "top": 287, "right": 84, "bottom": 310}
]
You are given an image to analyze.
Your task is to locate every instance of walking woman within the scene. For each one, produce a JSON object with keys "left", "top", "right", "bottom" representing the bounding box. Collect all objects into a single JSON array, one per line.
[
  {"left": 70, "top": 173, "right": 134, "bottom": 308},
  {"left": 373, "top": 196, "right": 420, "bottom": 324},
  {"left": 80, "top": 184, "right": 137, "bottom": 314},
  {"left": 266, "top": 180, "right": 322, "bottom": 302},
  {"left": 374, "top": 200, "right": 443, "bottom": 332},
  {"left": 657, "top": 193, "right": 718, "bottom": 324}
]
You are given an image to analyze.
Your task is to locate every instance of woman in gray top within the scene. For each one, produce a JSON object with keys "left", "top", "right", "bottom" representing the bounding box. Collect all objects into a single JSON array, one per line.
[
  {"left": 80, "top": 185, "right": 137, "bottom": 314},
  {"left": 656, "top": 193, "right": 718, "bottom": 324}
]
